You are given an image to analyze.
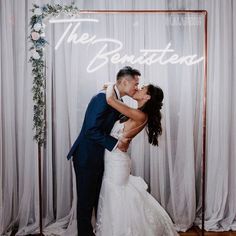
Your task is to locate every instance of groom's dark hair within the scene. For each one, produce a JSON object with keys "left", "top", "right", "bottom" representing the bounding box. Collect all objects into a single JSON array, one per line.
[{"left": 116, "top": 66, "right": 141, "bottom": 81}]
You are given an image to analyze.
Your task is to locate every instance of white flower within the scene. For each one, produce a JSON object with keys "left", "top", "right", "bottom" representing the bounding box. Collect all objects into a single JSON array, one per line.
[
  {"left": 34, "top": 8, "right": 42, "bottom": 16},
  {"left": 33, "top": 23, "right": 42, "bottom": 32},
  {"left": 32, "top": 50, "right": 40, "bottom": 60},
  {"left": 31, "top": 31, "right": 40, "bottom": 41}
]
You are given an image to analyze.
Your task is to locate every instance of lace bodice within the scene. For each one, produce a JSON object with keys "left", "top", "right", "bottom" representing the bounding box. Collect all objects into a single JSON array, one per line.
[
  {"left": 110, "top": 117, "right": 148, "bottom": 140},
  {"left": 110, "top": 120, "right": 125, "bottom": 139}
]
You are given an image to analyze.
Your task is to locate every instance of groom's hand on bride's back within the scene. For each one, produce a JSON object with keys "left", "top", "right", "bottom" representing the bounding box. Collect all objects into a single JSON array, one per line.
[{"left": 117, "top": 137, "right": 131, "bottom": 152}]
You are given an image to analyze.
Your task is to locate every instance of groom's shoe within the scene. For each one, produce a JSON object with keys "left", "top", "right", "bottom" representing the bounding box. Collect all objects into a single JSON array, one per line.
[{"left": 78, "top": 231, "right": 95, "bottom": 236}]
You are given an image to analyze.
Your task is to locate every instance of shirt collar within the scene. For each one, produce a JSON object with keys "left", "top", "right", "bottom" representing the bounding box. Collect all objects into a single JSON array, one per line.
[{"left": 114, "top": 85, "right": 121, "bottom": 100}]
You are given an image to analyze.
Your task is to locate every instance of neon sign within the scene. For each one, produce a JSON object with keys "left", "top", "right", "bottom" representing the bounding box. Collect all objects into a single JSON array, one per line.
[{"left": 50, "top": 18, "right": 204, "bottom": 73}]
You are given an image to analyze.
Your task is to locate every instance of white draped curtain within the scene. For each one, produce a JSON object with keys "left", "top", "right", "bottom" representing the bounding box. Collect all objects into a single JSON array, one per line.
[{"left": 0, "top": 0, "right": 236, "bottom": 235}]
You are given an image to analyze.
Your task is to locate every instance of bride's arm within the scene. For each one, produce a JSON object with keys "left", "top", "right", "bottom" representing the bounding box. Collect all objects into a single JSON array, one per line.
[{"left": 106, "top": 85, "right": 146, "bottom": 122}]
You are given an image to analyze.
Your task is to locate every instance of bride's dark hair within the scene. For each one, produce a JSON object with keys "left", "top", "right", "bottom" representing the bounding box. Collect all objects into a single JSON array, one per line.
[{"left": 140, "top": 84, "right": 164, "bottom": 146}]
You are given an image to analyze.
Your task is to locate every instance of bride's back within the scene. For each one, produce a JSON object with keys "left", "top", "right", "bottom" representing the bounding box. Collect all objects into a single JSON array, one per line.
[{"left": 122, "top": 117, "right": 148, "bottom": 141}]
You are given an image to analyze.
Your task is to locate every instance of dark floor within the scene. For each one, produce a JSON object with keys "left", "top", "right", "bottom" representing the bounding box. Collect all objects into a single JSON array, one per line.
[
  {"left": 10, "top": 226, "right": 236, "bottom": 235},
  {"left": 179, "top": 226, "right": 236, "bottom": 236}
]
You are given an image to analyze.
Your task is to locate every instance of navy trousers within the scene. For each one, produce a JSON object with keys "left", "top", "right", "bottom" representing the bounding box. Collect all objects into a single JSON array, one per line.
[{"left": 73, "top": 156, "right": 103, "bottom": 236}]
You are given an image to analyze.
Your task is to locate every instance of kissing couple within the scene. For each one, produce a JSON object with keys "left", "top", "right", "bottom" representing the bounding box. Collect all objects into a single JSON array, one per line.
[{"left": 67, "top": 66, "right": 179, "bottom": 236}]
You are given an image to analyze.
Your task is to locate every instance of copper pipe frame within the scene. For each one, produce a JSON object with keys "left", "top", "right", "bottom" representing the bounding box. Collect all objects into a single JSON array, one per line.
[
  {"left": 38, "top": 144, "right": 43, "bottom": 236},
  {"left": 39, "top": 9, "right": 208, "bottom": 236}
]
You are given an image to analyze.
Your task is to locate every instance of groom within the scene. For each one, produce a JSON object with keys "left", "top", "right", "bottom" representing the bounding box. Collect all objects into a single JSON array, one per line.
[{"left": 67, "top": 66, "right": 141, "bottom": 236}]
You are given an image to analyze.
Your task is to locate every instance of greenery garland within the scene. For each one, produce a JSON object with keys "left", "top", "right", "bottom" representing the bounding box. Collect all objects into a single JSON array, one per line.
[{"left": 29, "top": 3, "right": 79, "bottom": 146}]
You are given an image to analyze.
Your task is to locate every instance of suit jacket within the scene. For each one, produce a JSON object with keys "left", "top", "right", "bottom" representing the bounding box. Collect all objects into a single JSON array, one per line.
[{"left": 67, "top": 90, "right": 120, "bottom": 169}]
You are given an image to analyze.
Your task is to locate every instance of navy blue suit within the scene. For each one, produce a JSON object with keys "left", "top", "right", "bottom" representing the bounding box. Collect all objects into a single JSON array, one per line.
[{"left": 67, "top": 91, "right": 120, "bottom": 236}]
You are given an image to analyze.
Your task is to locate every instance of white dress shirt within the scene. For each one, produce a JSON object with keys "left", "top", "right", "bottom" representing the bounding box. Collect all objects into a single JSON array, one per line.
[
  {"left": 114, "top": 85, "right": 121, "bottom": 100},
  {"left": 112, "top": 85, "right": 122, "bottom": 150}
]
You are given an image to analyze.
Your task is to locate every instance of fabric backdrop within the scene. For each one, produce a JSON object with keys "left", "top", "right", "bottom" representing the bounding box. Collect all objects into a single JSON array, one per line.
[{"left": 0, "top": 0, "right": 235, "bottom": 235}]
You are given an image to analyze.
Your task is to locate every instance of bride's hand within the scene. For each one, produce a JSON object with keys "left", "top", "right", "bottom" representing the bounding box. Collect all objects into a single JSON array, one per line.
[
  {"left": 103, "top": 82, "right": 113, "bottom": 90},
  {"left": 103, "top": 84, "right": 108, "bottom": 90},
  {"left": 106, "top": 84, "right": 116, "bottom": 102}
]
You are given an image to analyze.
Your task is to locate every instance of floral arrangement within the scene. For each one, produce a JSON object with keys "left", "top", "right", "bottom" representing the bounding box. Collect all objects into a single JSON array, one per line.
[{"left": 29, "top": 3, "right": 79, "bottom": 146}]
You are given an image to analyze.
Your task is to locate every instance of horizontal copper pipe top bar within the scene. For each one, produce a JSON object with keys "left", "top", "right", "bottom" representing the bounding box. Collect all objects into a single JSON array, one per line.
[{"left": 78, "top": 10, "right": 207, "bottom": 14}]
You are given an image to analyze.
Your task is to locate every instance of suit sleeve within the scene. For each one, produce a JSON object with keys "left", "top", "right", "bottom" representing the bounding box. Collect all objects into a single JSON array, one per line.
[{"left": 84, "top": 92, "right": 118, "bottom": 151}]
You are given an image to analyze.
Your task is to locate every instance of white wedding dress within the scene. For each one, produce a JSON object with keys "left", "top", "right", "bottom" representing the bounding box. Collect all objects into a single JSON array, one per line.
[{"left": 95, "top": 120, "right": 179, "bottom": 236}]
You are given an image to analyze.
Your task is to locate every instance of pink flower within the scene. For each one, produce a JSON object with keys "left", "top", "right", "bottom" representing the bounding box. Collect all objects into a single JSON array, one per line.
[{"left": 31, "top": 32, "right": 40, "bottom": 41}]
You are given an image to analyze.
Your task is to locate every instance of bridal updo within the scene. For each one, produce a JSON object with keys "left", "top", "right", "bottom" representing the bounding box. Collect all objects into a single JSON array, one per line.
[{"left": 140, "top": 84, "right": 164, "bottom": 146}]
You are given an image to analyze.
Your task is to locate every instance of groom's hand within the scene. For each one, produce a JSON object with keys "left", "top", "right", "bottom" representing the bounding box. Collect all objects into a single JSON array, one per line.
[{"left": 117, "top": 137, "right": 131, "bottom": 152}]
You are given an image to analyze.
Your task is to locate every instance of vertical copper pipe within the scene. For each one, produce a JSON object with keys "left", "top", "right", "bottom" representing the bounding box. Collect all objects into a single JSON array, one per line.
[
  {"left": 38, "top": 143, "right": 43, "bottom": 236},
  {"left": 202, "top": 10, "right": 208, "bottom": 236}
]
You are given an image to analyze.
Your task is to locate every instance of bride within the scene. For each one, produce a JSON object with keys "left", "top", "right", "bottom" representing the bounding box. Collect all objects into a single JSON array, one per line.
[{"left": 95, "top": 84, "right": 179, "bottom": 236}]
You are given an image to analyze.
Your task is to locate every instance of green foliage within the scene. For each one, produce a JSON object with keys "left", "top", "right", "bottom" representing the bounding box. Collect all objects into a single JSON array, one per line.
[{"left": 29, "top": 3, "right": 79, "bottom": 146}]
